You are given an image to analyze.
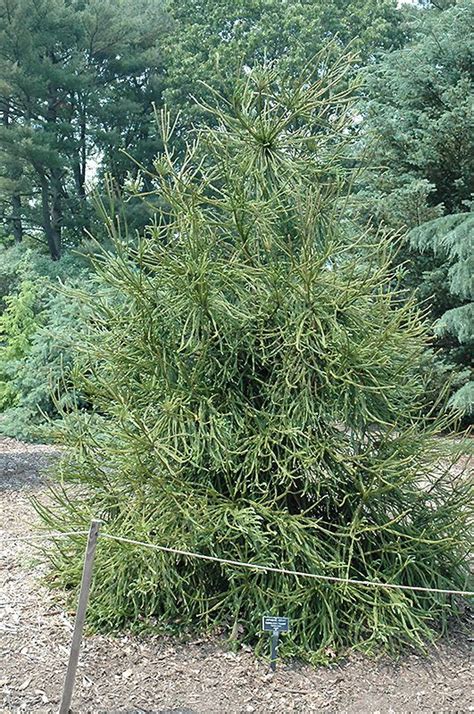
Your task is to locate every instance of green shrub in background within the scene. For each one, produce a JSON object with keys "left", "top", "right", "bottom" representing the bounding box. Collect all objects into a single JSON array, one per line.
[
  {"left": 0, "top": 256, "right": 41, "bottom": 411},
  {"left": 0, "top": 245, "right": 93, "bottom": 440},
  {"left": 37, "top": 55, "right": 472, "bottom": 663}
]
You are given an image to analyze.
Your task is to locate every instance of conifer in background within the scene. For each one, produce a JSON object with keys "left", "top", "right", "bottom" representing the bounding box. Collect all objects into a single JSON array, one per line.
[
  {"left": 361, "top": 0, "right": 474, "bottom": 418},
  {"left": 38, "top": 51, "right": 472, "bottom": 662},
  {"left": 409, "top": 212, "right": 473, "bottom": 415}
]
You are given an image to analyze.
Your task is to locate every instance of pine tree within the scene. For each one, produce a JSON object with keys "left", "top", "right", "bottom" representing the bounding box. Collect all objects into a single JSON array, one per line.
[
  {"left": 38, "top": 52, "right": 472, "bottom": 662},
  {"left": 0, "top": 0, "right": 169, "bottom": 258}
]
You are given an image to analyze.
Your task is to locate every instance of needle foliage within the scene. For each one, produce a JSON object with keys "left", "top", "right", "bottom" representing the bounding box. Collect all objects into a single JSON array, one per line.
[{"left": 37, "top": 50, "right": 472, "bottom": 663}]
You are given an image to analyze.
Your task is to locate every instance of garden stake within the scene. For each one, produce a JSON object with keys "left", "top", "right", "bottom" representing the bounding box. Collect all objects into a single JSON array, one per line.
[{"left": 59, "top": 519, "right": 101, "bottom": 714}]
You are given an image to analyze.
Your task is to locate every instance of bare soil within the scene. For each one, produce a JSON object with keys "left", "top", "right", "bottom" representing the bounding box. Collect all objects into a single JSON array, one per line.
[{"left": 1, "top": 437, "right": 473, "bottom": 713}]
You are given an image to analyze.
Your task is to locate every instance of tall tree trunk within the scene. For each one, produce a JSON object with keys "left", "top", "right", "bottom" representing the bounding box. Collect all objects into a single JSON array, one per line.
[
  {"left": 73, "top": 107, "right": 87, "bottom": 199},
  {"left": 73, "top": 162, "right": 86, "bottom": 199},
  {"left": 50, "top": 168, "right": 63, "bottom": 253},
  {"left": 72, "top": 92, "right": 90, "bottom": 237},
  {"left": 79, "top": 101, "right": 87, "bottom": 197},
  {"left": 38, "top": 78, "right": 63, "bottom": 259},
  {"left": 3, "top": 100, "right": 24, "bottom": 243},
  {"left": 11, "top": 193, "right": 23, "bottom": 243},
  {"left": 39, "top": 173, "right": 61, "bottom": 260}
]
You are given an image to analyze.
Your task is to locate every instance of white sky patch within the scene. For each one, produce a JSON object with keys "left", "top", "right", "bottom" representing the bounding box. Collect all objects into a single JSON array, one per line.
[{"left": 85, "top": 152, "right": 101, "bottom": 191}]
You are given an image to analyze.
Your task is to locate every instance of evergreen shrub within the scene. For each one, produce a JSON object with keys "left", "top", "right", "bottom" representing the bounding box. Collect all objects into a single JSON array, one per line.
[
  {"left": 0, "top": 245, "right": 93, "bottom": 439},
  {"left": 409, "top": 212, "right": 473, "bottom": 417},
  {"left": 37, "top": 53, "right": 473, "bottom": 662}
]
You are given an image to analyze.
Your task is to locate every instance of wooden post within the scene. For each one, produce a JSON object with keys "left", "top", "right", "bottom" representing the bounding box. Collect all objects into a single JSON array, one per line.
[{"left": 59, "top": 519, "right": 101, "bottom": 714}]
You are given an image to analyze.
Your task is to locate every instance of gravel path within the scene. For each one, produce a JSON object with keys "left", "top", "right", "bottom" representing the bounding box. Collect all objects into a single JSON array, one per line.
[{"left": 1, "top": 437, "right": 473, "bottom": 713}]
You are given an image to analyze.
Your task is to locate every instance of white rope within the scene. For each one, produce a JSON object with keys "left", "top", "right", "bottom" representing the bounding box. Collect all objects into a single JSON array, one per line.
[
  {"left": 0, "top": 530, "right": 90, "bottom": 543},
  {"left": 100, "top": 532, "right": 474, "bottom": 598},
  {"left": 2, "top": 528, "right": 472, "bottom": 597}
]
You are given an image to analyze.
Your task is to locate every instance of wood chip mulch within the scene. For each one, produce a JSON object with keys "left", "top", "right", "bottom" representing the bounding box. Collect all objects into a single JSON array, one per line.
[{"left": 1, "top": 437, "right": 473, "bottom": 713}]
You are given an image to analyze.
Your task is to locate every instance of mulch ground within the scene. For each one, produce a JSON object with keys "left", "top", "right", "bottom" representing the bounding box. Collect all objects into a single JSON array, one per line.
[{"left": 0, "top": 436, "right": 473, "bottom": 713}]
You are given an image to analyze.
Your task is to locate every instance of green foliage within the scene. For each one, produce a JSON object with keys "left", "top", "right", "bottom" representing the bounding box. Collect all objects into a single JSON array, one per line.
[
  {"left": 0, "top": 0, "right": 405, "bottom": 259},
  {"left": 363, "top": 1, "right": 474, "bottom": 220},
  {"left": 38, "top": 58, "right": 472, "bottom": 662},
  {"left": 0, "top": 257, "right": 41, "bottom": 410},
  {"left": 162, "top": 0, "right": 404, "bottom": 150},
  {"left": 449, "top": 381, "right": 474, "bottom": 415},
  {"left": 410, "top": 213, "right": 474, "bottom": 303},
  {"left": 0, "top": 245, "right": 92, "bottom": 439},
  {"left": 0, "top": 0, "right": 415, "bottom": 441},
  {"left": 409, "top": 212, "right": 474, "bottom": 415},
  {"left": 0, "top": 0, "right": 169, "bottom": 258},
  {"left": 361, "top": 0, "right": 474, "bottom": 419}
]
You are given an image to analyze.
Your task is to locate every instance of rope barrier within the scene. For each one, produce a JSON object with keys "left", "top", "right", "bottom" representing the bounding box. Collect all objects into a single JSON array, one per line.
[
  {"left": 2, "top": 528, "right": 472, "bottom": 597},
  {"left": 100, "top": 532, "right": 474, "bottom": 598},
  {"left": 5, "top": 523, "right": 469, "bottom": 712}
]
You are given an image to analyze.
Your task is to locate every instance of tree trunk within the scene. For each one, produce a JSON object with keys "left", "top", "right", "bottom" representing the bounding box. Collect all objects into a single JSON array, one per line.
[
  {"left": 2, "top": 101, "right": 24, "bottom": 243},
  {"left": 73, "top": 162, "right": 86, "bottom": 199},
  {"left": 50, "top": 168, "right": 63, "bottom": 254},
  {"left": 39, "top": 173, "right": 61, "bottom": 260},
  {"left": 79, "top": 101, "right": 87, "bottom": 197},
  {"left": 73, "top": 107, "right": 87, "bottom": 199},
  {"left": 11, "top": 193, "right": 23, "bottom": 243}
]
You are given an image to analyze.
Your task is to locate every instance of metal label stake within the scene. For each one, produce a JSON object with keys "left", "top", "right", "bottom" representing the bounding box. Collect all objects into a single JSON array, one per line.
[
  {"left": 59, "top": 519, "right": 101, "bottom": 714},
  {"left": 262, "top": 615, "right": 289, "bottom": 672},
  {"left": 270, "top": 629, "right": 279, "bottom": 671}
]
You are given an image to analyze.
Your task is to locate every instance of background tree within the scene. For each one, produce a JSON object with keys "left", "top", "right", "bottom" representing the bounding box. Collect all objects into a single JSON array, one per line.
[
  {"left": 409, "top": 211, "right": 473, "bottom": 414},
  {"left": 161, "top": 0, "right": 405, "bottom": 148},
  {"left": 38, "top": 57, "right": 472, "bottom": 662},
  {"left": 361, "top": 0, "right": 474, "bottom": 415},
  {"left": 0, "top": 0, "right": 169, "bottom": 259}
]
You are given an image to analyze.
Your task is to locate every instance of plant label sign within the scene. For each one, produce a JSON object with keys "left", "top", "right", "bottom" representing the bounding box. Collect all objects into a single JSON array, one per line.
[
  {"left": 262, "top": 616, "right": 289, "bottom": 633},
  {"left": 262, "top": 616, "right": 289, "bottom": 671}
]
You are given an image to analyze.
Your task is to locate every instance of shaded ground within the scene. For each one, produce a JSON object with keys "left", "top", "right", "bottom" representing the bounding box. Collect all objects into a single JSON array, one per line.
[{"left": 1, "top": 437, "right": 473, "bottom": 713}]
